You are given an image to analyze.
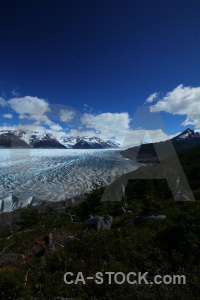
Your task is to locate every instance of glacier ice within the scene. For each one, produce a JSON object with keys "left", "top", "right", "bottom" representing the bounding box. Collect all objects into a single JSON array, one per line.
[{"left": 0, "top": 149, "right": 139, "bottom": 212}]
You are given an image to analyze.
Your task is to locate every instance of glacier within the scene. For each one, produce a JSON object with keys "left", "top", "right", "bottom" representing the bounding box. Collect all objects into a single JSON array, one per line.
[{"left": 0, "top": 149, "right": 140, "bottom": 212}]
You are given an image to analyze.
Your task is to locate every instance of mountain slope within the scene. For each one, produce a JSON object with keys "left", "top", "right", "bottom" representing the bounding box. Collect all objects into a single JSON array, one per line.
[
  {"left": 59, "top": 136, "right": 119, "bottom": 149},
  {"left": 0, "top": 130, "right": 119, "bottom": 149},
  {"left": 0, "top": 133, "right": 30, "bottom": 148},
  {"left": 32, "top": 139, "right": 67, "bottom": 149},
  {"left": 72, "top": 136, "right": 119, "bottom": 149},
  {"left": 121, "top": 128, "right": 200, "bottom": 162},
  {"left": 0, "top": 130, "right": 67, "bottom": 149},
  {"left": 172, "top": 128, "right": 200, "bottom": 141}
]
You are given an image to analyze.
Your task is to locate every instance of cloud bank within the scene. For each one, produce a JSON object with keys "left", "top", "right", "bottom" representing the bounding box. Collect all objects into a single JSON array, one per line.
[
  {"left": 149, "top": 84, "right": 200, "bottom": 127},
  {"left": 80, "top": 112, "right": 131, "bottom": 143},
  {"left": 3, "top": 87, "right": 196, "bottom": 145},
  {"left": 122, "top": 129, "right": 170, "bottom": 147},
  {"left": 8, "top": 96, "right": 51, "bottom": 124}
]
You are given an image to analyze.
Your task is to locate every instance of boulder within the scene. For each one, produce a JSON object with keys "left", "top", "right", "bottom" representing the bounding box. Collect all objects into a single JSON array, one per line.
[
  {"left": 83, "top": 215, "right": 113, "bottom": 231},
  {"left": 123, "top": 214, "right": 167, "bottom": 225},
  {"left": 33, "top": 233, "right": 54, "bottom": 257}
]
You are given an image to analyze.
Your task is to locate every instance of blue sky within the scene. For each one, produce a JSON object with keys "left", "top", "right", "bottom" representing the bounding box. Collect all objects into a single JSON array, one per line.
[{"left": 1, "top": 0, "right": 200, "bottom": 145}]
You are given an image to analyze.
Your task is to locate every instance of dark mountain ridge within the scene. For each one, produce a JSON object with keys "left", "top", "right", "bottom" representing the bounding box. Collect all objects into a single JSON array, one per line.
[
  {"left": 120, "top": 128, "right": 200, "bottom": 162},
  {"left": 0, "top": 134, "right": 30, "bottom": 149}
]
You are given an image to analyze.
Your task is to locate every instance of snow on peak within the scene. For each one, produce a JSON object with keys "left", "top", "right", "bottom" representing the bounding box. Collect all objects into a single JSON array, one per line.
[
  {"left": 0, "top": 129, "right": 120, "bottom": 149},
  {"left": 172, "top": 128, "right": 200, "bottom": 141}
]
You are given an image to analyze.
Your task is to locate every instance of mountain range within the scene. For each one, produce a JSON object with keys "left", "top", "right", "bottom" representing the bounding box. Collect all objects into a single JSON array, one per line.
[
  {"left": 0, "top": 128, "right": 200, "bottom": 151},
  {"left": 0, "top": 129, "right": 120, "bottom": 149},
  {"left": 120, "top": 128, "right": 200, "bottom": 162}
]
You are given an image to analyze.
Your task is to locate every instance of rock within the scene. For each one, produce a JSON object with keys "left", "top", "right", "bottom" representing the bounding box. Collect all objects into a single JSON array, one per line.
[
  {"left": 33, "top": 233, "right": 54, "bottom": 257},
  {"left": 123, "top": 214, "right": 167, "bottom": 225},
  {"left": 83, "top": 215, "right": 113, "bottom": 231}
]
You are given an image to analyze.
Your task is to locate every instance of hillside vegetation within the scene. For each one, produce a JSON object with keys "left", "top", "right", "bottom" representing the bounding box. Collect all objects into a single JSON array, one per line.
[{"left": 0, "top": 146, "right": 200, "bottom": 299}]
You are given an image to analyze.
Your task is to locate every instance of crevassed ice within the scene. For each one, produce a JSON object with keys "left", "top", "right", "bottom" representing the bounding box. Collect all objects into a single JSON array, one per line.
[{"left": 0, "top": 149, "right": 139, "bottom": 212}]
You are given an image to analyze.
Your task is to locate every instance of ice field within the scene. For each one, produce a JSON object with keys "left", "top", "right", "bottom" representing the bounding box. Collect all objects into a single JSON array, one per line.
[{"left": 0, "top": 149, "right": 140, "bottom": 212}]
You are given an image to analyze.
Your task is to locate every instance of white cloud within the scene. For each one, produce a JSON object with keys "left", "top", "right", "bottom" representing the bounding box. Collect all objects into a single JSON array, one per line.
[
  {"left": 5, "top": 96, "right": 67, "bottom": 135},
  {"left": 3, "top": 114, "right": 12, "bottom": 119},
  {"left": 144, "top": 92, "right": 158, "bottom": 104},
  {"left": 150, "top": 84, "right": 200, "bottom": 127},
  {"left": 8, "top": 96, "right": 51, "bottom": 123},
  {"left": 1, "top": 95, "right": 132, "bottom": 144},
  {"left": 1, "top": 91, "right": 181, "bottom": 146},
  {"left": 49, "top": 123, "right": 63, "bottom": 131},
  {"left": 60, "top": 109, "right": 76, "bottom": 122},
  {"left": 66, "top": 129, "right": 98, "bottom": 138},
  {"left": 169, "top": 131, "right": 182, "bottom": 139},
  {"left": 45, "top": 129, "right": 67, "bottom": 139},
  {"left": 81, "top": 112, "right": 130, "bottom": 132},
  {"left": 0, "top": 124, "right": 46, "bottom": 133},
  {"left": 80, "top": 112, "right": 131, "bottom": 143},
  {"left": 0, "top": 97, "right": 8, "bottom": 107},
  {"left": 67, "top": 128, "right": 170, "bottom": 146},
  {"left": 122, "top": 129, "right": 170, "bottom": 147}
]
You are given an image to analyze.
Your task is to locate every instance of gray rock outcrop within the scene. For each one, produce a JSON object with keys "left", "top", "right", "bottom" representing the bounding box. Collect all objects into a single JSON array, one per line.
[{"left": 83, "top": 215, "right": 113, "bottom": 231}]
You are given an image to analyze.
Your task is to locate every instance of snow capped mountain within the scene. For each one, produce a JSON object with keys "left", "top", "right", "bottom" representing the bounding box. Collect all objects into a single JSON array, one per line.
[
  {"left": 121, "top": 128, "right": 200, "bottom": 162},
  {"left": 0, "top": 129, "right": 66, "bottom": 149},
  {"left": 172, "top": 128, "right": 200, "bottom": 141},
  {"left": 59, "top": 136, "right": 120, "bottom": 149},
  {"left": 59, "top": 136, "right": 82, "bottom": 148},
  {"left": 105, "top": 140, "right": 121, "bottom": 148},
  {"left": 0, "top": 129, "right": 54, "bottom": 145},
  {"left": 0, "top": 129, "right": 120, "bottom": 149},
  {"left": 0, "top": 130, "right": 30, "bottom": 148}
]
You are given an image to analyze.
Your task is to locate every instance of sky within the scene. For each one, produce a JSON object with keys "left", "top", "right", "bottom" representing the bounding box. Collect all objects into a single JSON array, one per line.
[{"left": 1, "top": 0, "right": 200, "bottom": 146}]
